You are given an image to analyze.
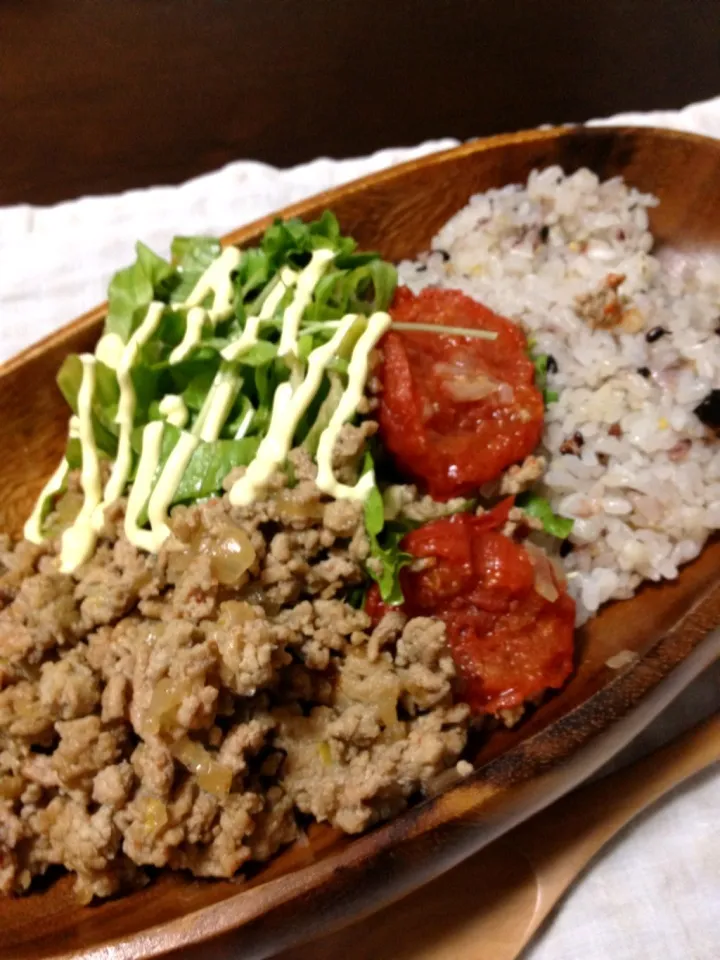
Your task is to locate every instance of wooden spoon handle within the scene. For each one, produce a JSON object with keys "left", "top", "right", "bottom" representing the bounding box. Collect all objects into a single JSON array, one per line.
[
  {"left": 504, "top": 712, "right": 720, "bottom": 952},
  {"left": 277, "top": 714, "right": 719, "bottom": 960}
]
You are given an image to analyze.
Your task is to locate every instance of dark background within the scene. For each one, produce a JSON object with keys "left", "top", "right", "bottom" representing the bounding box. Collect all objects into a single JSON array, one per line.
[{"left": 1, "top": 0, "right": 719, "bottom": 206}]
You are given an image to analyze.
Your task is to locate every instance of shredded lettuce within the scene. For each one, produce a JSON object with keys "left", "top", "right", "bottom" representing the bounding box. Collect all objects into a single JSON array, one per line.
[
  {"left": 168, "top": 432, "right": 260, "bottom": 504},
  {"left": 171, "top": 236, "right": 222, "bottom": 275},
  {"left": 105, "top": 242, "right": 176, "bottom": 342},
  {"left": 56, "top": 354, "right": 120, "bottom": 457},
  {"left": 302, "top": 372, "right": 345, "bottom": 456},
  {"left": 130, "top": 426, "right": 260, "bottom": 525},
  {"left": 517, "top": 492, "right": 574, "bottom": 539},
  {"left": 55, "top": 212, "right": 397, "bottom": 519},
  {"left": 363, "top": 456, "right": 413, "bottom": 606}
]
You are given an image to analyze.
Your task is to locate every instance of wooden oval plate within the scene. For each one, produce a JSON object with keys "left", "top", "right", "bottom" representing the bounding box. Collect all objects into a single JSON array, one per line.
[{"left": 2, "top": 125, "right": 720, "bottom": 960}]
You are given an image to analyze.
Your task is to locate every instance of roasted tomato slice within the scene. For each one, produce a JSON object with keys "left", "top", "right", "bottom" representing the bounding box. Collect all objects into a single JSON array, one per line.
[
  {"left": 378, "top": 287, "right": 544, "bottom": 499},
  {"left": 366, "top": 504, "right": 575, "bottom": 715}
]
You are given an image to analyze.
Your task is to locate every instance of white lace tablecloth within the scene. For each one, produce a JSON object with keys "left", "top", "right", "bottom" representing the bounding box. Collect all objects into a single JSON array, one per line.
[{"left": 1, "top": 98, "right": 719, "bottom": 960}]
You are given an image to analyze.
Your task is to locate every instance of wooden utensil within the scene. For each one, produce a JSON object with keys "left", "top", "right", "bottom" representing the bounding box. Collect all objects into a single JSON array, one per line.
[
  {"left": 3, "top": 125, "right": 720, "bottom": 960},
  {"left": 277, "top": 713, "right": 720, "bottom": 960}
]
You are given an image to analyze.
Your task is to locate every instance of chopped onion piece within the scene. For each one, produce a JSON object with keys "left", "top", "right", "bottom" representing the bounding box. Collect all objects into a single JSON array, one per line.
[
  {"left": 171, "top": 736, "right": 233, "bottom": 797},
  {"left": 525, "top": 542, "right": 560, "bottom": 603},
  {"left": 142, "top": 797, "right": 168, "bottom": 835},
  {"left": 209, "top": 526, "right": 256, "bottom": 585},
  {"left": 145, "top": 677, "right": 192, "bottom": 735},
  {"left": 549, "top": 554, "right": 568, "bottom": 586},
  {"left": 218, "top": 600, "right": 256, "bottom": 626},
  {"left": 444, "top": 376, "right": 500, "bottom": 402},
  {"left": 432, "top": 362, "right": 512, "bottom": 403},
  {"left": 340, "top": 657, "right": 400, "bottom": 728},
  {"left": 44, "top": 490, "right": 84, "bottom": 538},
  {"left": 275, "top": 492, "right": 324, "bottom": 520},
  {"left": 189, "top": 523, "right": 256, "bottom": 586},
  {"left": 497, "top": 383, "right": 515, "bottom": 405}
]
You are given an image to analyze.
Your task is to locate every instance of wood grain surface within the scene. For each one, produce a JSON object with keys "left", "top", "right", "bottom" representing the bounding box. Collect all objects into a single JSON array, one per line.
[
  {"left": 1, "top": 0, "right": 719, "bottom": 205},
  {"left": 2, "top": 126, "right": 720, "bottom": 959}
]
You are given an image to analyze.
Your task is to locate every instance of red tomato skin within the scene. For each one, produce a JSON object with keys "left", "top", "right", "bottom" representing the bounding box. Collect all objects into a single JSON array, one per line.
[
  {"left": 378, "top": 288, "right": 545, "bottom": 499},
  {"left": 365, "top": 507, "right": 575, "bottom": 716}
]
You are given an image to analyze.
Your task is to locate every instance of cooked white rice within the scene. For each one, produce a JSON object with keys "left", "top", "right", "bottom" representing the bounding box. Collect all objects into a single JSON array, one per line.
[{"left": 399, "top": 166, "right": 720, "bottom": 624}]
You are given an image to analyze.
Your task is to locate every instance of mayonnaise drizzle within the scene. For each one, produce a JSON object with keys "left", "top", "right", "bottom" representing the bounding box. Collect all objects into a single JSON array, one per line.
[
  {"left": 24, "top": 417, "right": 80, "bottom": 543},
  {"left": 93, "top": 301, "right": 165, "bottom": 529},
  {"left": 229, "top": 314, "right": 359, "bottom": 506},
  {"left": 118, "top": 247, "right": 247, "bottom": 552},
  {"left": 184, "top": 246, "right": 242, "bottom": 322},
  {"left": 169, "top": 245, "right": 244, "bottom": 364},
  {"left": 141, "top": 368, "right": 239, "bottom": 549},
  {"left": 315, "top": 312, "right": 391, "bottom": 500},
  {"left": 193, "top": 369, "right": 241, "bottom": 443},
  {"left": 221, "top": 267, "right": 298, "bottom": 362},
  {"left": 158, "top": 394, "right": 189, "bottom": 428},
  {"left": 124, "top": 420, "right": 164, "bottom": 552},
  {"left": 24, "top": 460, "right": 69, "bottom": 544},
  {"left": 169, "top": 306, "right": 206, "bottom": 364},
  {"left": 95, "top": 332, "right": 125, "bottom": 369},
  {"left": 59, "top": 356, "right": 102, "bottom": 572},
  {"left": 146, "top": 430, "right": 199, "bottom": 548},
  {"left": 278, "top": 248, "right": 334, "bottom": 358},
  {"left": 28, "top": 238, "right": 386, "bottom": 568}
]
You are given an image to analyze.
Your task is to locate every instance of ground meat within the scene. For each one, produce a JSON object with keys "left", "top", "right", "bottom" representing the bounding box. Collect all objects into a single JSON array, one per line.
[
  {"left": 395, "top": 617, "right": 456, "bottom": 712},
  {"left": 559, "top": 431, "right": 584, "bottom": 456},
  {"left": 0, "top": 438, "right": 475, "bottom": 902},
  {"left": 367, "top": 610, "right": 407, "bottom": 661},
  {"left": 0, "top": 680, "right": 57, "bottom": 742},
  {"left": 501, "top": 506, "right": 544, "bottom": 539},
  {"left": 575, "top": 273, "right": 645, "bottom": 333},
  {"left": 217, "top": 715, "right": 275, "bottom": 776},
  {"left": 131, "top": 739, "right": 175, "bottom": 798},
  {"left": 52, "top": 716, "right": 127, "bottom": 796},
  {"left": 0, "top": 538, "right": 49, "bottom": 606},
  {"left": 92, "top": 761, "right": 135, "bottom": 809},
  {"left": 386, "top": 486, "right": 470, "bottom": 524},
  {"left": 0, "top": 571, "right": 82, "bottom": 664},
  {"left": 38, "top": 646, "right": 100, "bottom": 721},
  {"left": 277, "top": 701, "right": 469, "bottom": 834},
  {"left": 323, "top": 499, "right": 363, "bottom": 537},
  {"left": 332, "top": 421, "right": 378, "bottom": 484},
  {"left": 276, "top": 616, "right": 469, "bottom": 833},
  {"left": 27, "top": 797, "right": 138, "bottom": 903},
  {"left": 76, "top": 537, "right": 161, "bottom": 628},
  {"left": 499, "top": 454, "right": 547, "bottom": 495}
]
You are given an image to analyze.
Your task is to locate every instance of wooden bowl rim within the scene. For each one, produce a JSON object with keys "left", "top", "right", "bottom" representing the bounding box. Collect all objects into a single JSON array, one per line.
[{"left": 4, "top": 122, "right": 720, "bottom": 959}]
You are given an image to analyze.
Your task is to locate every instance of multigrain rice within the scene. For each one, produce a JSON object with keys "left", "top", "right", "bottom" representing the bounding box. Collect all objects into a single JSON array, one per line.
[{"left": 400, "top": 166, "right": 720, "bottom": 623}]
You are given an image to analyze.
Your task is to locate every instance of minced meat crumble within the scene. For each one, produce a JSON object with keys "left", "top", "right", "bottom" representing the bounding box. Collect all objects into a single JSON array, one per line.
[{"left": 0, "top": 440, "right": 471, "bottom": 901}]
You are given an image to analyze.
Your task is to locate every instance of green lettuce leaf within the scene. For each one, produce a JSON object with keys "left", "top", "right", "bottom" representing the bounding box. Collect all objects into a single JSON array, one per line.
[
  {"left": 169, "top": 236, "right": 222, "bottom": 304},
  {"left": 517, "top": 492, "right": 574, "bottom": 539},
  {"left": 105, "top": 241, "right": 176, "bottom": 341},
  {"left": 364, "top": 481, "right": 413, "bottom": 606},
  {"left": 236, "top": 341, "right": 278, "bottom": 367},
  {"left": 302, "top": 372, "right": 344, "bottom": 456},
  {"left": 304, "top": 261, "right": 397, "bottom": 324},
  {"left": 56, "top": 354, "right": 120, "bottom": 456},
  {"left": 171, "top": 236, "right": 222, "bottom": 273},
  {"left": 171, "top": 434, "right": 260, "bottom": 503},
  {"left": 132, "top": 426, "right": 260, "bottom": 523},
  {"left": 57, "top": 213, "right": 397, "bottom": 524}
]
